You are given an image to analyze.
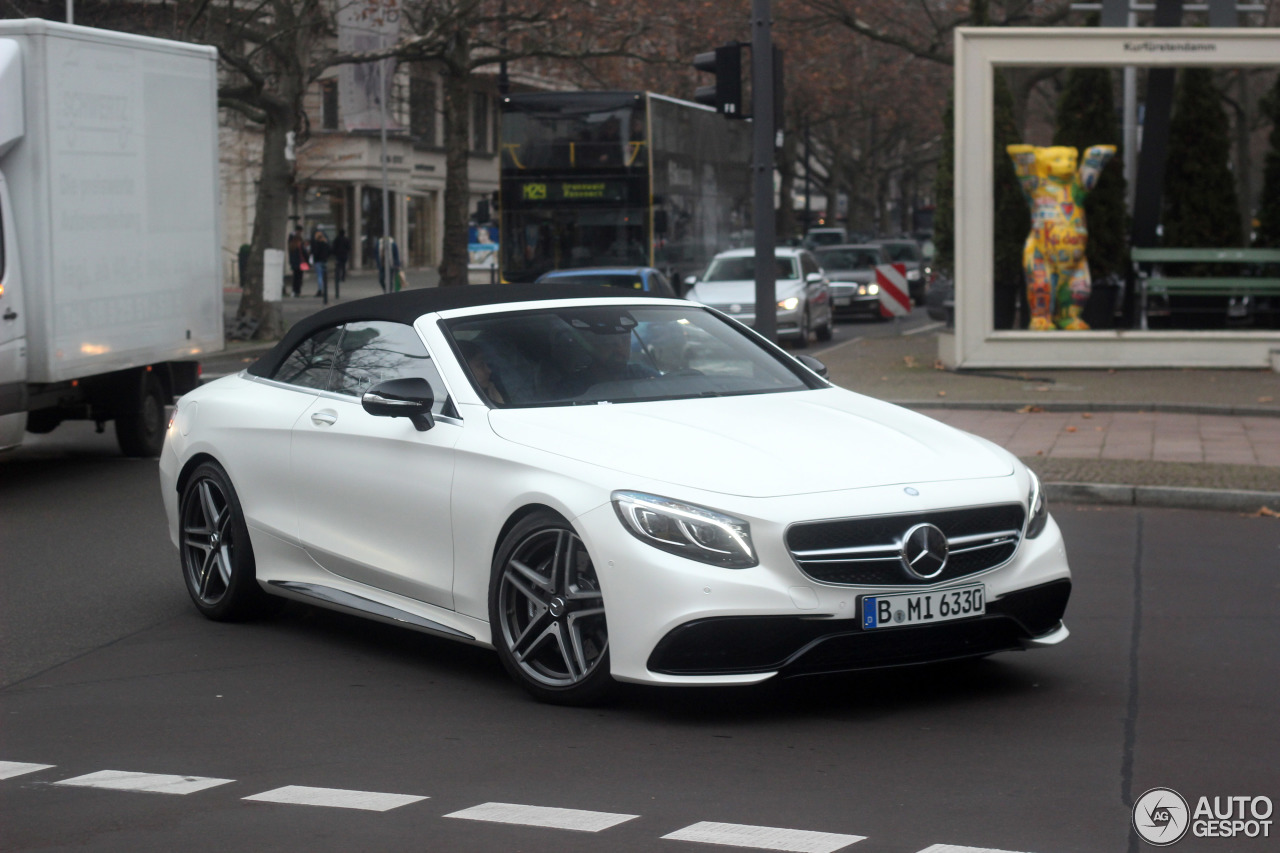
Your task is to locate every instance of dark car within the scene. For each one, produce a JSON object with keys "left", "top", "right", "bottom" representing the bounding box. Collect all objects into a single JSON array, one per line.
[
  {"left": 925, "top": 266, "right": 954, "bottom": 328},
  {"left": 814, "top": 243, "right": 892, "bottom": 320},
  {"left": 534, "top": 267, "right": 678, "bottom": 298}
]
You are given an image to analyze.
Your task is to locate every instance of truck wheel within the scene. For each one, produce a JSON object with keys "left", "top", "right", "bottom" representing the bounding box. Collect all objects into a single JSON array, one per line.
[{"left": 116, "top": 371, "right": 167, "bottom": 457}]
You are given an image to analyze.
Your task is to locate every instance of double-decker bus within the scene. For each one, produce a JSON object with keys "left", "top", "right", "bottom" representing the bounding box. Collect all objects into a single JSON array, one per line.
[{"left": 498, "top": 91, "right": 752, "bottom": 286}]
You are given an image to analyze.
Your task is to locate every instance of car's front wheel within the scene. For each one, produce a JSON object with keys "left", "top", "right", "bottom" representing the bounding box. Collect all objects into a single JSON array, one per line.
[
  {"left": 793, "top": 308, "right": 811, "bottom": 349},
  {"left": 490, "top": 511, "right": 613, "bottom": 705},
  {"left": 179, "top": 461, "right": 279, "bottom": 621}
]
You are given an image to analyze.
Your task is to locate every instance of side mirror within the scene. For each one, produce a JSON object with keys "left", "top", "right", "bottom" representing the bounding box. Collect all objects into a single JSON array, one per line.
[
  {"left": 795, "top": 354, "right": 829, "bottom": 379},
  {"left": 805, "top": 272, "right": 824, "bottom": 284},
  {"left": 362, "top": 377, "right": 435, "bottom": 431},
  {"left": 683, "top": 275, "right": 698, "bottom": 286}
]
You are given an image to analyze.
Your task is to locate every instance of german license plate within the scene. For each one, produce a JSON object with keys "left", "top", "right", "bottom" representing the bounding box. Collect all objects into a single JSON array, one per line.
[
  {"left": 860, "top": 584, "right": 985, "bottom": 630},
  {"left": 834, "top": 297, "right": 851, "bottom": 307}
]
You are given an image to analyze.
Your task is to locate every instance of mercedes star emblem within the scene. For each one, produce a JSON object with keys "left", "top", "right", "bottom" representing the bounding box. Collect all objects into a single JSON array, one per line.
[{"left": 900, "top": 523, "right": 949, "bottom": 579}]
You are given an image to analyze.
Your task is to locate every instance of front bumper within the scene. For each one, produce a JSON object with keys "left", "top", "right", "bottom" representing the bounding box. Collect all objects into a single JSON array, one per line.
[
  {"left": 830, "top": 283, "right": 880, "bottom": 316},
  {"left": 647, "top": 580, "right": 1070, "bottom": 676},
  {"left": 575, "top": 480, "right": 1072, "bottom": 686}
]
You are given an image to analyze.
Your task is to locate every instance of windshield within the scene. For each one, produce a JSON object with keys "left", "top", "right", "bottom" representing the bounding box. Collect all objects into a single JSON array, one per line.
[
  {"left": 815, "top": 248, "right": 881, "bottom": 271},
  {"left": 703, "top": 256, "right": 798, "bottom": 282},
  {"left": 502, "top": 208, "right": 648, "bottom": 282},
  {"left": 444, "top": 304, "right": 816, "bottom": 407},
  {"left": 881, "top": 242, "right": 921, "bottom": 262}
]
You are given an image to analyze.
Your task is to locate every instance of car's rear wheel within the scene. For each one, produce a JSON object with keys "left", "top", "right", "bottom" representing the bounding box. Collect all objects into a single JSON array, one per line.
[
  {"left": 490, "top": 511, "right": 613, "bottom": 705},
  {"left": 179, "top": 462, "right": 279, "bottom": 621}
]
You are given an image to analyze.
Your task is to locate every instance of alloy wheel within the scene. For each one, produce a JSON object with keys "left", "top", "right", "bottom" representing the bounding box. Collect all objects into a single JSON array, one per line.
[
  {"left": 496, "top": 527, "right": 608, "bottom": 688},
  {"left": 182, "top": 476, "right": 236, "bottom": 607}
]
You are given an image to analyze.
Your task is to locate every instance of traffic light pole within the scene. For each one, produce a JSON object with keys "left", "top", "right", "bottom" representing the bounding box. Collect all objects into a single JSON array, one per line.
[{"left": 750, "top": 0, "right": 777, "bottom": 343}]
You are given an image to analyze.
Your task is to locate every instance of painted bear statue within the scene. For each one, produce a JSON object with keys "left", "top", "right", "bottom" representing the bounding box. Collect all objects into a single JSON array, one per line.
[{"left": 1006, "top": 143, "right": 1116, "bottom": 330}]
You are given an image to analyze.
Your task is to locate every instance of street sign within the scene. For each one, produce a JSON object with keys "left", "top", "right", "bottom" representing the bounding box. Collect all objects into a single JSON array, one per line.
[{"left": 876, "top": 263, "right": 911, "bottom": 318}]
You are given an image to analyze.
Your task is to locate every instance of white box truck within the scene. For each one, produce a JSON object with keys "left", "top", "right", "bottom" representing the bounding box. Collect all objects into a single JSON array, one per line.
[{"left": 0, "top": 20, "right": 222, "bottom": 456}]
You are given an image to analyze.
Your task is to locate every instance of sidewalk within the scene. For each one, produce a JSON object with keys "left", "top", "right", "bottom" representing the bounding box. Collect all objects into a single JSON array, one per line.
[{"left": 219, "top": 281, "right": 1280, "bottom": 513}]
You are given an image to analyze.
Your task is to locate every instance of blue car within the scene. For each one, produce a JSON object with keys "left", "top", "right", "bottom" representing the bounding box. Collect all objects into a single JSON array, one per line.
[{"left": 534, "top": 267, "right": 678, "bottom": 298}]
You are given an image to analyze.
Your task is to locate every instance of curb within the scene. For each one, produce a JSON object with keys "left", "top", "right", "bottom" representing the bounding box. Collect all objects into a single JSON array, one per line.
[
  {"left": 896, "top": 400, "right": 1280, "bottom": 418},
  {"left": 1045, "top": 481, "right": 1280, "bottom": 514}
]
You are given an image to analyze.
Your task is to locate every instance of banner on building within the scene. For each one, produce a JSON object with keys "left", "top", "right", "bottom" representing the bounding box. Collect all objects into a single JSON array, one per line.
[{"left": 337, "top": 0, "right": 403, "bottom": 132}]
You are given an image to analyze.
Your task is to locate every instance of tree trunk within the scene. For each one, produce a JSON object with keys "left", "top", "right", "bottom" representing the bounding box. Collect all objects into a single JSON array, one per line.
[
  {"left": 438, "top": 43, "right": 472, "bottom": 287},
  {"left": 235, "top": 106, "right": 293, "bottom": 339}
]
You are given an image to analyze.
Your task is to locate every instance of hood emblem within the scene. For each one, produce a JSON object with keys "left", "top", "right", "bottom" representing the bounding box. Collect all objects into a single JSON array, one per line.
[{"left": 900, "top": 523, "right": 948, "bottom": 580}]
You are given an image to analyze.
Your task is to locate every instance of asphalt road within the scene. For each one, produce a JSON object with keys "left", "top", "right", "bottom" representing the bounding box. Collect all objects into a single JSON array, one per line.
[{"left": 1, "top": 428, "right": 1277, "bottom": 853}]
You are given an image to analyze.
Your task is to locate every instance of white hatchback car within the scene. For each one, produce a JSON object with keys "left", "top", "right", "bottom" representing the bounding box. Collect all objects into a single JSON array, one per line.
[
  {"left": 160, "top": 285, "right": 1071, "bottom": 705},
  {"left": 684, "top": 247, "right": 834, "bottom": 347}
]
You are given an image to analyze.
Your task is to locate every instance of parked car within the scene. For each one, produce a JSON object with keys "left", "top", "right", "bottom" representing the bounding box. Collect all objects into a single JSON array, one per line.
[
  {"left": 534, "top": 266, "right": 678, "bottom": 298},
  {"left": 875, "top": 238, "right": 928, "bottom": 305},
  {"left": 159, "top": 284, "right": 1071, "bottom": 705},
  {"left": 814, "top": 243, "right": 892, "bottom": 320},
  {"left": 684, "top": 247, "right": 834, "bottom": 347},
  {"left": 925, "top": 266, "right": 955, "bottom": 328}
]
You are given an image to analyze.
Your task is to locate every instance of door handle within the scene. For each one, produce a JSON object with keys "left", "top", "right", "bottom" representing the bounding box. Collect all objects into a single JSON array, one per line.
[
  {"left": 2, "top": 308, "right": 15, "bottom": 321},
  {"left": 311, "top": 411, "right": 337, "bottom": 426}
]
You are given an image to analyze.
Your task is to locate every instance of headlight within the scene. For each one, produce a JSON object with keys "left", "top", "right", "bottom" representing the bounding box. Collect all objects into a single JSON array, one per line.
[
  {"left": 868, "top": 283, "right": 880, "bottom": 295},
  {"left": 1026, "top": 471, "right": 1049, "bottom": 539},
  {"left": 777, "top": 296, "right": 800, "bottom": 311},
  {"left": 612, "top": 491, "right": 757, "bottom": 568}
]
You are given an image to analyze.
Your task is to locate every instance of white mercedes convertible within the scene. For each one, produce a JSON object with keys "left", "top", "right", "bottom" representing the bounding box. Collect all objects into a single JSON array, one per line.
[{"left": 160, "top": 284, "right": 1071, "bottom": 704}]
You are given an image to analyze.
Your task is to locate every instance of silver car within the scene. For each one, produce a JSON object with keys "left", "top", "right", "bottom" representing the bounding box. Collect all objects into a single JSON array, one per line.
[{"left": 684, "top": 247, "right": 834, "bottom": 347}]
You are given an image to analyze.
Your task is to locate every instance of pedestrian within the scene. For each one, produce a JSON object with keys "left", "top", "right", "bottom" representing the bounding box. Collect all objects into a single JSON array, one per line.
[
  {"left": 331, "top": 228, "right": 350, "bottom": 299},
  {"left": 311, "top": 229, "right": 331, "bottom": 304},
  {"left": 286, "top": 227, "right": 306, "bottom": 297},
  {"left": 376, "top": 235, "right": 401, "bottom": 293}
]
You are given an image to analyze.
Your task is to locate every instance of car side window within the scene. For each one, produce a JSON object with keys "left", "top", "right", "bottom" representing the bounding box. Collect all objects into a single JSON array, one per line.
[
  {"left": 800, "top": 253, "right": 819, "bottom": 277},
  {"left": 328, "top": 320, "right": 450, "bottom": 414},
  {"left": 272, "top": 325, "right": 343, "bottom": 390}
]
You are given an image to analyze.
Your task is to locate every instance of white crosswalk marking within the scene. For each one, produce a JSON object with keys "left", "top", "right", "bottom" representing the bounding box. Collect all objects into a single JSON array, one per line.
[
  {"left": 244, "top": 785, "right": 427, "bottom": 811},
  {"left": 445, "top": 801, "right": 638, "bottom": 832},
  {"left": 916, "top": 840, "right": 1034, "bottom": 845},
  {"left": 54, "top": 770, "right": 233, "bottom": 795},
  {"left": 0, "top": 761, "right": 54, "bottom": 780},
  {"left": 663, "top": 821, "right": 865, "bottom": 852}
]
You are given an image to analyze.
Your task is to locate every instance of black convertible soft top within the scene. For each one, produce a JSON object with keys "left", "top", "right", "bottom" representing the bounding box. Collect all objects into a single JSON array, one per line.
[{"left": 247, "top": 283, "right": 659, "bottom": 378}]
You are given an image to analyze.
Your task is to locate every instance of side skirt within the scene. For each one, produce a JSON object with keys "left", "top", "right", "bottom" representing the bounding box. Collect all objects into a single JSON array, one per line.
[{"left": 267, "top": 580, "right": 477, "bottom": 642}]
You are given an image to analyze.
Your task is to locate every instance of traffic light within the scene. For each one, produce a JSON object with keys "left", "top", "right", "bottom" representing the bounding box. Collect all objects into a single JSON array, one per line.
[{"left": 693, "top": 43, "right": 743, "bottom": 118}]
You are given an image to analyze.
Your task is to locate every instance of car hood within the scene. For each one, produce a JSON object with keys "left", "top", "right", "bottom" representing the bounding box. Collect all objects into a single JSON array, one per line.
[
  {"left": 487, "top": 390, "right": 1014, "bottom": 498},
  {"left": 688, "top": 279, "right": 802, "bottom": 305}
]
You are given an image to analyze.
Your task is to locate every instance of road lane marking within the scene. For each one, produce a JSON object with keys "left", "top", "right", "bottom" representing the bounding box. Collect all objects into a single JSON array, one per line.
[
  {"left": 902, "top": 321, "right": 944, "bottom": 336},
  {"left": 0, "top": 761, "right": 54, "bottom": 780},
  {"left": 445, "top": 801, "right": 638, "bottom": 832},
  {"left": 244, "top": 785, "right": 427, "bottom": 811},
  {"left": 916, "top": 840, "right": 1034, "bottom": 845},
  {"left": 54, "top": 770, "right": 233, "bottom": 795},
  {"left": 662, "top": 821, "right": 865, "bottom": 852}
]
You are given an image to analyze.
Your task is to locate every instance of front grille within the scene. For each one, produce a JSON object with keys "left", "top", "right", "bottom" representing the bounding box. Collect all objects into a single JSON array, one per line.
[{"left": 786, "top": 504, "right": 1025, "bottom": 586}]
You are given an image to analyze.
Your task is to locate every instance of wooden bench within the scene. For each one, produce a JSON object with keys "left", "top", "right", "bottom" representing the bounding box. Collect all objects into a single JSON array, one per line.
[{"left": 1132, "top": 247, "right": 1280, "bottom": 329}]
